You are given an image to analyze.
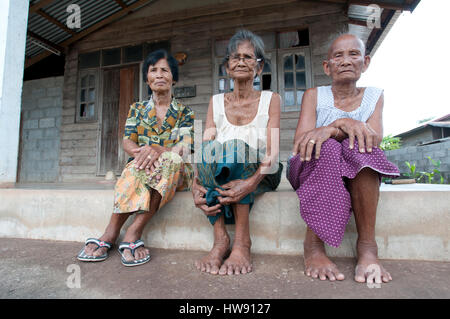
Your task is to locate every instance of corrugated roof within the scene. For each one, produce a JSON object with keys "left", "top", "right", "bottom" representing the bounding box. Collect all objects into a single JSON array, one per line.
[
  {"left": 26, "top": 0, "right": 148, "bottom": 62},
  {"left": 25, "top": 0, "right": 420, "bottom": 67}
]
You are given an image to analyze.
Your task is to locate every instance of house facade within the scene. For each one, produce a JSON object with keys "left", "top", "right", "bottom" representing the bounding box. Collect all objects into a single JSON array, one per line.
[{"left": 12, "top": 0, "right": 421, "bottom": 183}]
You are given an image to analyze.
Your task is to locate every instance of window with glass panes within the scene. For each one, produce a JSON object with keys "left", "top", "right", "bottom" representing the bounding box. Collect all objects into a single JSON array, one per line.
[
  {"left": 77, "top": 70, "right": 98, "bottom": 121},
  {"left": 278, "top": 49, "right": 311, "bottom": 112}
]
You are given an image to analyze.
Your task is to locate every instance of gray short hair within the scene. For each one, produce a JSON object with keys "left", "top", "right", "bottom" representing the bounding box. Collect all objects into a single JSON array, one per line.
[{"left": 222, "top": 29, "right": 266, "bottom": 70}]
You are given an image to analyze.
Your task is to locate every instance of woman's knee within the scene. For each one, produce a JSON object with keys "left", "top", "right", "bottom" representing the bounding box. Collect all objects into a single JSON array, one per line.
[
  {"left": 159, "top": 151, "right": 183, "bottom": 171},
  {"left": 319, "top": 138, "right": 342, "bottom": 157}
]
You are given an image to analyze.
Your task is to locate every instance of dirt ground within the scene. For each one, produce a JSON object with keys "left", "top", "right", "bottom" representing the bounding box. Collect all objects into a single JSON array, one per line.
[{"left": 1, "top": 238, "right": 449, "bottom": 300}]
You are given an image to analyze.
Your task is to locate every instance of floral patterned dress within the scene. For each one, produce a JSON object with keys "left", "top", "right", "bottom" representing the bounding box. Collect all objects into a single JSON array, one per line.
[{"left": 113, "top": 97, "right": 195, "bottom": 214}]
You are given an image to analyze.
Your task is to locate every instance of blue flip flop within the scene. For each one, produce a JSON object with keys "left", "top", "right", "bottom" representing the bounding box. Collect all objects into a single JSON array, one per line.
[
  {"left": 77, "top": 238, "right": 113, "bottom": 262},
  {"left": 118, "top": 240, "right": 151, "bottom": 267}
]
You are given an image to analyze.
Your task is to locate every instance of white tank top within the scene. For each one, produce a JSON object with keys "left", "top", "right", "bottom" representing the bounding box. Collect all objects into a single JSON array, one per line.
[
  {"left": 315, "top": 86, "right": 383, "bottom": 128},
  {"left": 213, "top": 91, "right": 273, "bottom": 152}
]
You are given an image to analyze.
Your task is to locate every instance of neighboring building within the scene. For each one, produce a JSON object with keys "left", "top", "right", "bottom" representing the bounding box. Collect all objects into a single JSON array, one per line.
[
  {"left": 394, "top": 114, "right": 450, "bottom": 147},
  {"left": 385, "top": 114, "right": 450, "bottom": 183},
  {"left": 2, "top": 0, "right": 422, "bottom": 183}
]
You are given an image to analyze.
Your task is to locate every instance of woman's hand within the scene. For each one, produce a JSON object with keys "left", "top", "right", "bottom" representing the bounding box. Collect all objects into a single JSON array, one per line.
[
  {"left": 133, "top": 145, "right": 163, "bottom": 174},
  {"left": 292, "top": 126, "right": 335, "bottom": 161},
  {"left": 335, "top": 118, "right": 380, "bottom": 153},
  {"left": 215, "top": 179, "right": 257, "bottom": 206},
  {"left": 192, "top": 178, "right": 222, "bottom": 216}
]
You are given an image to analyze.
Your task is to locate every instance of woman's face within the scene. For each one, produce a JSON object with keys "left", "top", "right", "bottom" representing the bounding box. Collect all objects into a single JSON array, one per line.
[
  {"left": 146, "top": 58, "right": 173, "bottom": 94},
  {"left": 323, "top": 35, "right": 370, "bottom": 84},
  {"left": 226, "top": 41, "right": 262, "bottom": 81}
]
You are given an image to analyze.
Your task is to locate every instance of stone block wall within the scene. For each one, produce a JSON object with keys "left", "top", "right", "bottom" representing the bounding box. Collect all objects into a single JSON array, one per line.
[
  {"left": 19, "top": 76, "right": 63, "bottom": 182},
  {"left": 385, "top": 139, "right": 450, "bottom": 183}
]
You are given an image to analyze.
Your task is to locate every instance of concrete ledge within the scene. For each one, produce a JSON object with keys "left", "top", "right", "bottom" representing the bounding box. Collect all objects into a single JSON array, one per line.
[{"left": 0, "top": 182, "right": 449, "bottom": 261}]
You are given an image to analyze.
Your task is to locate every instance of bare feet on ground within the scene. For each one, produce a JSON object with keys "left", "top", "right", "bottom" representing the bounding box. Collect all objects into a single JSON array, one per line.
[
  {"left": 303, "top": 239, "right": 345, "bottom": 281},
  {"left": 219, "top": 241, "right": 252, "bottom": 275},
  {"left": 355, "top": 240, "right": 392, "bottom": 284},
  {"left": 195, "top": 234, "right": 230, "bottom": 275}
]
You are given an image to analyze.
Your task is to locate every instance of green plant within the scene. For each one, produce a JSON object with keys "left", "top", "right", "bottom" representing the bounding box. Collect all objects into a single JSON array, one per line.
[
  {"left": 404, "top": 161, "right": 421, "bottom": 180},
  {"left": 418, "top": 156, "right": 444, "bottom": 184},
  {"left": 380, "top": 134, "right": 401, "bottom": 151}
]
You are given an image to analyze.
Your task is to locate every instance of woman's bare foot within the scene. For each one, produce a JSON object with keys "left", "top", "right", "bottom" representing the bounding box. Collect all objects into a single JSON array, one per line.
[
  {"left": 195, "top": 234, "right": 230, "bottom": 275},
  {"left": 355, "top": 240, "right": 392, "bottom": 284},
  {"left": 303, "top": 230, "right": 345, "bottom": 281},
  {"left": 219, "top": 241, "right": 252, "bottom": 275}
]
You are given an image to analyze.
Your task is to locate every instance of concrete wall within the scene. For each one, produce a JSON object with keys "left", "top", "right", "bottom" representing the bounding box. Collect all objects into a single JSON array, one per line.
[
  {"left": 19, "top": 77, "right": 63, "bottom": 182},
  {"left": 1, "top": 184, "right": 449, "bottom": 261},
  {"left": 385, "top": 139, "right": 450, "bottom": 183}
]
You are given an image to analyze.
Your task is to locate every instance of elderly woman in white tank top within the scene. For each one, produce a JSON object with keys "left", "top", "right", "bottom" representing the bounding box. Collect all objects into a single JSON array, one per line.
[
  {"left": 192, "top": 30, "right": 283, "bottom": 276},
  {"left": 288, "top": 34, "right": 399, "bottom": 285}
]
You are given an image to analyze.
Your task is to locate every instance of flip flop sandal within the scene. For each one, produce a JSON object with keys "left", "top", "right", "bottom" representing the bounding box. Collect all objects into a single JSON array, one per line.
[
  {"left": 77, "top": 238, "right": 113, "bottom": 262},
  {"left": 118, "top": 240, "right": 151, "bottom": 267}
]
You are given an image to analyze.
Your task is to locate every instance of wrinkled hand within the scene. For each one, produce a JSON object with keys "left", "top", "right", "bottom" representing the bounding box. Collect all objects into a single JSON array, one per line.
[
  {"left": 133, "top": 145, "right": 163, "bottom": 176},
  {"left": 337, "top": 118, "right": 380, "bottom": 153},
  {"left": 215, "top": 179, "right": 256, "bottom": 205},
  {"left": 192, "top": 178, "right": 222, "bottom": 216},
  {"left": 292, "top": 126, "right": 334, "bottom": 161}
]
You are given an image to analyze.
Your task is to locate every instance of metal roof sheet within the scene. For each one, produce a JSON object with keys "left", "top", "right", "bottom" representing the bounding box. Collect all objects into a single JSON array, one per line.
[
  {"left": 26, "top": 0, "right": 140, "bottom": 58},
  {"left": 25, "top": 0, "right": 420, "bottom": 65}
]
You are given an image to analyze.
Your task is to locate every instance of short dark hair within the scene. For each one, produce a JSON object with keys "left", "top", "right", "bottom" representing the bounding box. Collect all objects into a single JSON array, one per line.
[{"left": 142, "top": 49, "right": 179, "bottom": 84}]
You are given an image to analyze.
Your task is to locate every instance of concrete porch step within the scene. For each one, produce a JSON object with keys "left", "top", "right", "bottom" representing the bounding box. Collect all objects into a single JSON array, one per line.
[{"left": 0, "top": 179, "right": 449, "bottom": 262}]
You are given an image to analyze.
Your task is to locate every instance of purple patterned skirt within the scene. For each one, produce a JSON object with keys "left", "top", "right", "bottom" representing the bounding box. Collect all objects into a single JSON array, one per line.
[{"left": 287, "top": 138, "right": 400, "bottom": 247}]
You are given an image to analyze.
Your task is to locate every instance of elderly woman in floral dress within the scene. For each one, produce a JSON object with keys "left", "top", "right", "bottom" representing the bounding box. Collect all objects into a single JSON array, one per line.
[{"left": 77, "top": 49, "right": 194, "bottom": 267}]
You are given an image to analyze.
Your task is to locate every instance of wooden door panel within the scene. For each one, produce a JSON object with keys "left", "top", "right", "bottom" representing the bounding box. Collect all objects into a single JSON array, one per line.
[
  {"left": 99, "top": 68, "right": 120, "bottom": 175},
  {"left": 118, "top": 66, "right": 139, "bottom": 169}
]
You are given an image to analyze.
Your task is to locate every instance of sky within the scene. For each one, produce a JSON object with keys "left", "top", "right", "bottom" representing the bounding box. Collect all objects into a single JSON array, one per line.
[{"left": 358, "top": 0, "right": 450, "bottom": 136}]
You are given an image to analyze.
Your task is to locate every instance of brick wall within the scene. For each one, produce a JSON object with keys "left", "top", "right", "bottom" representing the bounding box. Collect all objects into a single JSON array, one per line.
[
  {"left": 19, "top": 76, "right": 63, "bottom": 182},
  {"left": 385, "top": 139, "right": 450, "bottom": 183}
]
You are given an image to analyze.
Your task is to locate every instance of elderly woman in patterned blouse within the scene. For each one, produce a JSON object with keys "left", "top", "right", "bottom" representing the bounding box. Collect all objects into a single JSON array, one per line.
[{"left": 77, "top": 49, "right": 195, "bottom": 267}]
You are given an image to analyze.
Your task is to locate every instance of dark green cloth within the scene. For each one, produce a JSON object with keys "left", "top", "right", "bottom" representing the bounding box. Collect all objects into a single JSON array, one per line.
[{"left": 196, "top": 139, "right": 283, "bottom": 225}]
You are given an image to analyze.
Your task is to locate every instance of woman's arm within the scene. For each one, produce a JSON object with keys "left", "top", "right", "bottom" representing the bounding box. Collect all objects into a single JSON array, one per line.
[
  {"left": 203, "top": 97, "right": 216, "bottom": 141},
  {"left": 191, "top": 96, "right": 222, "bottom": 216},
  {"left": 291, "top": 88, "right": 338, "bottom": 161},
  {"left": 328, "top": 92, "right": 384, "bottom": 152},
  {"left": 246, "top": 92, "right": 281, "bottom": 188}
]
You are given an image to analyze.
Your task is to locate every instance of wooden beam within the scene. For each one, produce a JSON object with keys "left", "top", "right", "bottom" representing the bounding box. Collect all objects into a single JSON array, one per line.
[
  {"left": 29, "top": 0, "right": 55, "bottom": 15},
  {"left": 36, "top": 9, "right": 76, "bottom": 35},
  {"left": 301, "top": 0, "right": 414, "bottom": 11},
  {"left": 27, "top": 30, "right": 64, "bottom": 53},
  {"left": 25, "top": 0, "right": 156, "bottom": 68}
]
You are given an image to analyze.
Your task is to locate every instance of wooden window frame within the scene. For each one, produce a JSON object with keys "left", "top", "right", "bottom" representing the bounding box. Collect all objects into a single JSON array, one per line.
[
  {"left": 76, "top": 69, "right": 100, "bottom": 123},
  {"left": 277, "top": 47, "right": 312, "bottom": 112}
]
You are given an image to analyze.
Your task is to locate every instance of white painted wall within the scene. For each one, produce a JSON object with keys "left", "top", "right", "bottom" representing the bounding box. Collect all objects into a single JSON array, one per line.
[{"left": 0, "top": 0, "right": 29, "bottom": 183}]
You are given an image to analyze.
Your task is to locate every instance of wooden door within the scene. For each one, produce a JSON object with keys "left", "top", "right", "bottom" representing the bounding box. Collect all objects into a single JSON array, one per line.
[
  {"left": 118, "top": 66, "right": 139, "bottom": 169},
  {"left": 98, "top": 65, "right": 139, "bottom": 175}
]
